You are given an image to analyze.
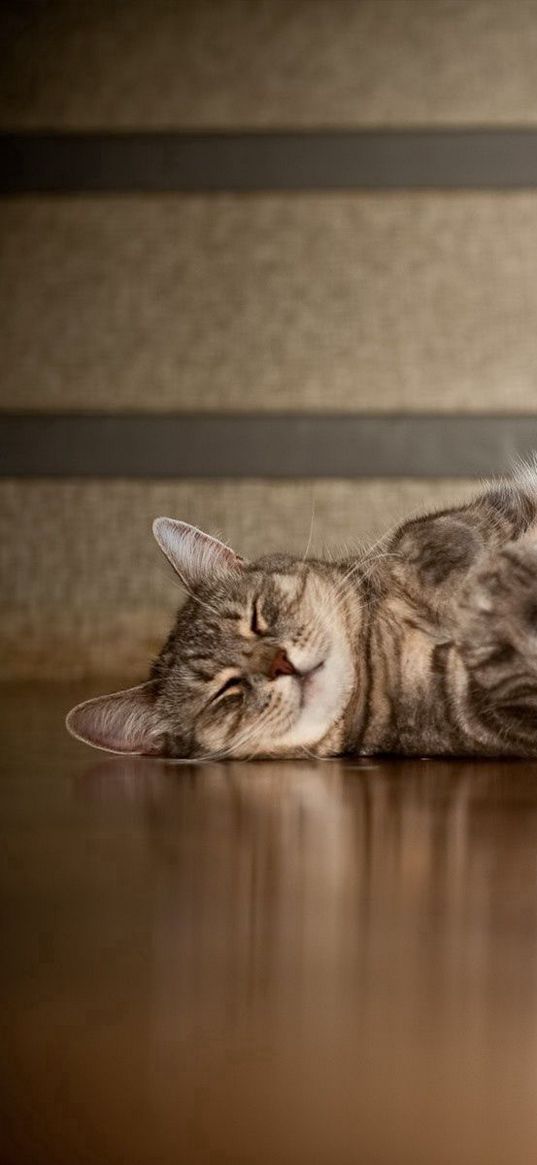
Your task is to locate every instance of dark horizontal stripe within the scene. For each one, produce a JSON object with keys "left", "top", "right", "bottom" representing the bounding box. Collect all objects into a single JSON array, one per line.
[
  {"left": 4, "top": 130, "right": 537, "bottom": 192},
  {"left": 1, "top": 414, "right": 536, "bottom": 478}
]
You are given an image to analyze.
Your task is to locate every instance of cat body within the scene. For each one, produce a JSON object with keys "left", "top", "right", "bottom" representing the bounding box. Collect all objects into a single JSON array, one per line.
[{"left": 67, "top": 469, "right": 537, "bottom": 759}]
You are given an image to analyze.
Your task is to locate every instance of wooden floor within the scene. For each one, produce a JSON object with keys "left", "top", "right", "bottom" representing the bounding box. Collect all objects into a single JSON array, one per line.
[{"left": 3, "top": 683, "right": 537, "bottom": 1164}]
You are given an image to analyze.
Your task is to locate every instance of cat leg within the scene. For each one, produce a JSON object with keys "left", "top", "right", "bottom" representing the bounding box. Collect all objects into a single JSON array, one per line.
[{"left": 454, "top": 542, "right": 537, "bottom": 752}]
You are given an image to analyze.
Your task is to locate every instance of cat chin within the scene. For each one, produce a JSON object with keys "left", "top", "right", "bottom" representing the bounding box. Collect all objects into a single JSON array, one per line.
[{"left": 273, "top": 638, "right": 355, "bottom": 755}]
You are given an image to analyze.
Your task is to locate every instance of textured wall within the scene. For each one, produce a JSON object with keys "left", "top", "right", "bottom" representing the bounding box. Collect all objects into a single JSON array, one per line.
[
  {"left": 0, "top": 478, "right": 476, "bottom": 678},
  {"left": 2, "top": 193, "right": 536, "bottom": 413},
  {"left": 2, "top": 1, "right": 536, "bottom": 677},
  {"left": 4, "top": 0, "right": 537, "bottom": 129}
]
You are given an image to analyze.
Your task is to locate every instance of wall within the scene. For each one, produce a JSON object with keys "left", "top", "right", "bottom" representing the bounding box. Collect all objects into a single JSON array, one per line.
[{"left": 2, "top": 0, "right": 536, "bottom": 677}]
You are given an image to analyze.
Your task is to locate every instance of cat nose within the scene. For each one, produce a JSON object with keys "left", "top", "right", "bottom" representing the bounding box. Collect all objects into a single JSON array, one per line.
[{"left": 268, "top": 648, "right": 297, "bottom": 680}]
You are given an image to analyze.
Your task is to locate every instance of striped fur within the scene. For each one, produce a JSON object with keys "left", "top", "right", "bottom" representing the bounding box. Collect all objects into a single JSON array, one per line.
[{"left": 67, "top": 468, "right": 537, "bottom": 759}]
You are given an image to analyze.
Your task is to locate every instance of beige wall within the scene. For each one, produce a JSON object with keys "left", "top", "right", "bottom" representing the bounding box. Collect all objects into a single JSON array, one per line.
[
  {"left": 4, "top": 0, "right": 537, "bottom": 129},
  {"left": 2, "top": 193, "right": 537, "bottom": 414},
  {"left": 2, "top": 1, "right": 536, "bottom": 677}
]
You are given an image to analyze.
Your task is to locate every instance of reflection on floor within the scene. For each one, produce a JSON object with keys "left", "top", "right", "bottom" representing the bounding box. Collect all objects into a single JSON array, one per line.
[{"left": 2, "top": 682, "right": 537, "bottom": 1165}]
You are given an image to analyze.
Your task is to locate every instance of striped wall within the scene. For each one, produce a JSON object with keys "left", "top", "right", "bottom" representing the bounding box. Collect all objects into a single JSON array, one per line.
[
  {"left": 2, "top": 0, "right": 537, "bottom": 677},
  {"left": 4, "top": 1, "right": 537, "bottom": 128},
  {"left": 2, "top": 194, "right": 537, "bottom": 416}
]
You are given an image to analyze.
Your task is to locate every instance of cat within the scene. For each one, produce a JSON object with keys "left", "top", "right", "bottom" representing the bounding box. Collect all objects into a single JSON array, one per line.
[{"left": 66, "top": 467, "right": 537, "bottom": 760}]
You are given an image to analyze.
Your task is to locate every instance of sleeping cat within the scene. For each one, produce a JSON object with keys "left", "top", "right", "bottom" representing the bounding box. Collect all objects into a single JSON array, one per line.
[{"left": 67, "top": 469, "right": 537, "bottom": 759}]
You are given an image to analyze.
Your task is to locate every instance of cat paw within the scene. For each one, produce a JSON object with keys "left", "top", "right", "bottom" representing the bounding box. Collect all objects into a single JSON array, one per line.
[{"left": 459, "top": 542, "right": 537, "bottom": 652}]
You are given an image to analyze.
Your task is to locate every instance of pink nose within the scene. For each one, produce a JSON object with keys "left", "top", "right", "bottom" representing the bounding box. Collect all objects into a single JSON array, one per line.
[{"left": 268, "top": 648, "right": 297, "bottom": 680}]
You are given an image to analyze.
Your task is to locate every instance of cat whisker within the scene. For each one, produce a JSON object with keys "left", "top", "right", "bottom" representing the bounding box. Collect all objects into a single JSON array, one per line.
[{"left": 301, "top": 497, "right": 316, "bottom": 562}]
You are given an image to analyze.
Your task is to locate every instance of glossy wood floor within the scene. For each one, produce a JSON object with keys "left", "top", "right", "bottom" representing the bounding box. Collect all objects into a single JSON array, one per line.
[{"left": 3, "top": 683, "right": 537, "bottom": 1165}]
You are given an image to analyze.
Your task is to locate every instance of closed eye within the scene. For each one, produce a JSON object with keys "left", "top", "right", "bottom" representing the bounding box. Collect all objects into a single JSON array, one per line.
[
  {"left": 210, "top": 675, "right": 244, "bottom": 704},
  {"left": 251, "top": 598, "right": 267, "bottom": 636}
]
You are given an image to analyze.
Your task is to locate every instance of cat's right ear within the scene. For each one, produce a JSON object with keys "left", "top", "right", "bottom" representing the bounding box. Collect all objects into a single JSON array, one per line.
[{"left": 152, "top": 518, "right": 244, "bottom": 588}]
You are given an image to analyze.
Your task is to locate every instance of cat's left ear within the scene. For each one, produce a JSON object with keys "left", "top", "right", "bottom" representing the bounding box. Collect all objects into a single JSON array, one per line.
[
  {"left": 152, "top": 518, "right": 244, "bottom": 587},
  {"left": 66, "top": 681, "right": 166, "bottom": 755}
]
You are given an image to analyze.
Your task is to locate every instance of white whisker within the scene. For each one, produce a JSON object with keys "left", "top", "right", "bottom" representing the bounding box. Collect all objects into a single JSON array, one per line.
[{"left": 302, "top": 497, "right": 316, "bottom": 562}]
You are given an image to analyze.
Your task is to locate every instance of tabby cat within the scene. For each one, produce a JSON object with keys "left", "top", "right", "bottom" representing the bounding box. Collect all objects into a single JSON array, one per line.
[{"left": 66, "top": 470, "right": 537, "bottom": 759}]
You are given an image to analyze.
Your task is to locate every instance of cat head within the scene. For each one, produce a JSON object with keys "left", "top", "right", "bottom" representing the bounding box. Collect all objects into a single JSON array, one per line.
[{"left": 66, "top": 519, "right": 357, "bottom": 760}]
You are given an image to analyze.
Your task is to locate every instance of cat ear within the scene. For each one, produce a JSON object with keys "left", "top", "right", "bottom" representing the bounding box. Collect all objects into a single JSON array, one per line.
[
  {"left": 66, "top": 682, "right": 166, "bottom": 755},
  {"left": 152, "top": 518, "right": 243, "bottom": 587}
]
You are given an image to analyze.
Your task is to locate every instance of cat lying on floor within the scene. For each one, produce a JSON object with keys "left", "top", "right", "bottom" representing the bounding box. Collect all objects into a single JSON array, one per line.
[{"left": 67, "top": 470, "right": 537, "bottom": 759}]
